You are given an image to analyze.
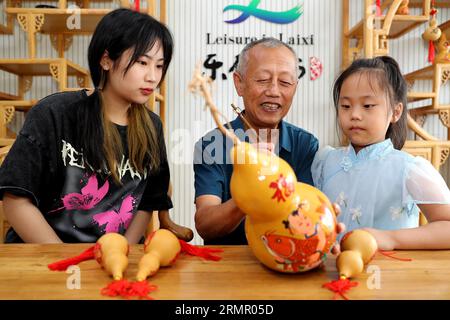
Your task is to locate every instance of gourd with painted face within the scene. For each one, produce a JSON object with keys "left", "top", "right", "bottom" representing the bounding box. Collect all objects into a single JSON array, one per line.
[{"left": 230, "top": 142, "right": 338, "bottom": 273}]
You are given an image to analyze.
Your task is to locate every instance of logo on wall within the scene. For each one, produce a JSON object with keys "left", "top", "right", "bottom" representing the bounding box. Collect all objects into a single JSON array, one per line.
[{"left": 224, "top": 0, "right": 303, "bottom": 24}]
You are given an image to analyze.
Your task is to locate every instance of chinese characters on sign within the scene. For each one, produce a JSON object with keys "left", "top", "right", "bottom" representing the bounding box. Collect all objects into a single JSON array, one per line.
[{"left": 203, "top": 54, "right": 311, "bottom": 81}]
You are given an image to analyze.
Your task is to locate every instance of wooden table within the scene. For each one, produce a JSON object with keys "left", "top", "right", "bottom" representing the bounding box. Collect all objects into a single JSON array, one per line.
[{"left": 0, "top": 244, "right": 449, "bottom": 300}]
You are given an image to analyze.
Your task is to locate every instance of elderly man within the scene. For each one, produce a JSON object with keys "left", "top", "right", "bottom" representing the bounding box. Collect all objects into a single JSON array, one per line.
[{"left": 193, "top": 38, "right": 319, "bottom": 245}]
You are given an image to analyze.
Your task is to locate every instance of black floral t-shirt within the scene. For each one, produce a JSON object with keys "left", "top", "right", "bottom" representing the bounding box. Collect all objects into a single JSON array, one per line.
[{"left": 0, "top": 90, "right": 172, "bottom": 243}]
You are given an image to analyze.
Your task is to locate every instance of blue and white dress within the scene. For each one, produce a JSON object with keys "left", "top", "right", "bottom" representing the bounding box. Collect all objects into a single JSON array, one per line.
[{"left": 311, "top": 139, "right": 450, "bottom": 239}]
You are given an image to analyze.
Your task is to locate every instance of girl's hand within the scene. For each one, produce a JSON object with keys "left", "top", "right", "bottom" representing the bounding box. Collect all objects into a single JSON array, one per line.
[
  {"left": 331, "top": 203, "right": 346, "bottom": 255},
  {"left": 362, "top": 228, "right": 397, "bottom": 251}
]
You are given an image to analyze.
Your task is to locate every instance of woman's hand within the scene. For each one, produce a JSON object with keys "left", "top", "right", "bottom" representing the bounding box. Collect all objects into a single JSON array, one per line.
[{"left": 362, "top": 228, "right": 396, "bottom": 251}]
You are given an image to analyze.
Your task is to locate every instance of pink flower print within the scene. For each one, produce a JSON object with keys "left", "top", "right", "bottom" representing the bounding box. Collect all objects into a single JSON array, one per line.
[
  {"left": 92, "top": 195, "right": 134, "bottom": 233},
  {"left": 62, "top": 175, "right": 109, "bottom": 210}
]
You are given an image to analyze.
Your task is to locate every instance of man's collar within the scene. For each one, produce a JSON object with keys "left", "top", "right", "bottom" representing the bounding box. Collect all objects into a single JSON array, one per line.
[{"left": 229, "top": 115, "right": 291, "bottom": 152}]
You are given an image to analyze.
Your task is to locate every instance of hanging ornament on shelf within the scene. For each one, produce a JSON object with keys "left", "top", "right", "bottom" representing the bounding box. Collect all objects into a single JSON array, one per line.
[
  {"left": 375, "top": 0, "right": 382, "bottom": 17},
  {"left": 422, "top": 3, "right": 442, "bottom": 64},
  {"left": 134, "top": 0, "right": 140, "bottom": 12},
  {"left": 397, "top": 0, "right": 410, "bottom": 15}
]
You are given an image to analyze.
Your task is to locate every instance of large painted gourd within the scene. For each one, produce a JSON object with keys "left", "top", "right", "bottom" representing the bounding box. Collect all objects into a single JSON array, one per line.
[{"left": 230, "top": 142, "right": 338, "bottom": 273}]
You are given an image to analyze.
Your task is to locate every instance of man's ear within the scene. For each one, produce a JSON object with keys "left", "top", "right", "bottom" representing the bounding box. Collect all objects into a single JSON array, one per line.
[
  {"left": 233, "top": 72, "right": 244, "bottom": 97},
  {"left": 391, "top": 102, "right": 403, "bottom": 123},
  {"left": 100, "top": 50, "right": 112, "bottom": 71}
]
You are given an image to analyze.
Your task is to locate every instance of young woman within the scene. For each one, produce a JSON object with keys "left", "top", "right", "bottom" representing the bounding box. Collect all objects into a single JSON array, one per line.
[{"left": 0, "top": 8, "right": 174, "bottom": 244}]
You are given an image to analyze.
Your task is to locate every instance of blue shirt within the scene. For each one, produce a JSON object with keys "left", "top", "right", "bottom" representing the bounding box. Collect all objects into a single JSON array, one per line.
[
  {"left": 194, "top": 116, "right": 319, "bottom": 245},
  {"left": 312, "top": 139, "right": 450, "bottom": 241}
]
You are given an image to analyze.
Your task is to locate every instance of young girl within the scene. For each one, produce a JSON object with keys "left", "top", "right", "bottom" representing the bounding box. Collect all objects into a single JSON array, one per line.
[
  {"left": 312, "top": 56, "right": 450, "bottom": 250},
  {"left": 0, "top": 8, "right": 173, "bottom": 244}
]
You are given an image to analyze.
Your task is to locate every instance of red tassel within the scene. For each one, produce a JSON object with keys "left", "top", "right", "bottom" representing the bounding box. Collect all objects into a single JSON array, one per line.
[
  {"left": 323, "top": 278, "right": 359, "bottom": 300},
  {"left": 134, "top": 0, "right": 139, "bottom": 12},
  {"left": 101, "top": 279, "right": 132, "bottom": 298},
  {"left": 129, "top": 281, "right": 158, "bottom": 299},
  {"left": 376, "top": 0, "right": 381, "bottom": 16},
  {"left": 101, "top": 279, "right": 157, "bottom": 300},
  {"left": 48, "top": 246, "right": 96, "bottom": 271},
  {"left": 428, "top": 40, "right": 436, "bottom": 63},
  {"left": 179, "top": 240, "right": 223, "bottom": 261},
  {"left": 378, "top": 250, "right": 413, "bottom": 261}
]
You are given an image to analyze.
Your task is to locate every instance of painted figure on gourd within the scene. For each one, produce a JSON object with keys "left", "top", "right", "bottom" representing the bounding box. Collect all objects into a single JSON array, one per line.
[{"left": 189, "top": 67, "right": 338, "bottom": 273}]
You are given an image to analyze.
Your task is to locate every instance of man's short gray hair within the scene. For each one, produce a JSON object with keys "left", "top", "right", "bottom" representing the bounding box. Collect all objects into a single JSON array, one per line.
[{"left": 235, "top": 37, "right": 298, "bottom": 77}]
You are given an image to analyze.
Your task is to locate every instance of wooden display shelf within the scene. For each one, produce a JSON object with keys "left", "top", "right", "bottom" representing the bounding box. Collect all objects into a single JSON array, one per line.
[
  {"left": 5, "top": 0, "right": 127, "bottom": 9},
  {"left": 5, "top": 8, "right": 111, "bottom": 34},
  {"left": 5, "top": 0, "right": 161, "bottom": 58},
  {"left": 403, "top": 139, "right": 450, "bottom": 169},
  {"left": 0, "top": 0, "right": 15, "bottom": 34},
  {"left": 5, "top": 8, "right": 112, "bottom": 57},
  {"left": 441, "top": 20, "right": 450, "bottom": 39},
  {"left": 0, "top": 23, "right": 13, "bottom": 35},
  {"left": 0, "top": 92, "right": 20, "bottom": 101},
  {"left": 410, "top": 0, "right": 450, "bottom": 8},
  {"left": 0, "top": 58, "right": 88, "bottom": 76},
  {"left": 404, "top": 114, "right": 450, "bottom": 170},
  {"left": 346, "top": 15, "right": 429, "bottom": 40},
  {"left": 0, "top": 138, "right": 14, "bottom": 147},
  {"left": 407, "top": 92, "right": 436, "bottom": 102},
  {"left": 405, "top": 64, "right": 434, "bottom": 79},
  {"left": 342, "top": 0, "right": 431, "bottom": 69},
  {"left": 0, "top": 58, "right": 90, "bottom": 96},
  {"left": 0, "top": 100, "right": 37, "bottom": 112},
  {"left": 405, "top": 63, "right": 450, "bottom": 119}
]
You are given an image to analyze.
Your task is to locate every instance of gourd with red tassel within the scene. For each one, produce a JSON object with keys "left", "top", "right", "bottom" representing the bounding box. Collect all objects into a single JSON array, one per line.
[
  {"left": 337, "top": 229, "right": 378, "bottom": 279},
  {"left": 323, "top": 230, "right": 377, "bottom": 300},
  {"left": 136, "top": 229, "right": 223, "bottom": 281},
  {"left": 48, "top": 232, "right": 129, "bottom": 280},
  {"left": 136, "top": 229, "right": 181, "bottom": 281},
  {"left": 323, "top": 229, "right": 412, "bottom": 299},
  {"left": 422, "top": 8, "right": 442, "bottom": 64},
  {"left": 94, "top": 233, "right": 129, "bottom": 280}
]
